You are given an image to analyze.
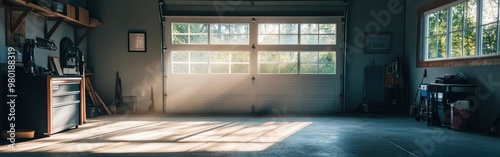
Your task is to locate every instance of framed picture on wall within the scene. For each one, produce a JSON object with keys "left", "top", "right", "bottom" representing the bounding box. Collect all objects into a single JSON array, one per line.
[
  {"left": 364, "top": 33, "right": 391, "bottom": 54},
  {"left": 128, "top": 32, "right": 146, "bottom": 52}
]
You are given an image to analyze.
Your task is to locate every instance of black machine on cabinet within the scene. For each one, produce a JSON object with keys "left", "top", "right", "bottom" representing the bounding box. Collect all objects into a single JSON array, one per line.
[
  {"left": 60, "top": 37, "right": 84, "bottom": 75},
  {"left": 22, "top": 38, "right": 57, "bottom": 75}
]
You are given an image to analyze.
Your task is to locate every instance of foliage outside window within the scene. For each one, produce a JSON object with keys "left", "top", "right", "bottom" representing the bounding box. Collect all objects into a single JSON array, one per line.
[
  {"left": 172, "top": 51, "right": 250, "bottom": 74},
  {"left": 172, "top": 23, "right": 250, "bottom": 45},
  {"left": 258, "top": 51, "right": 336, "bottom": 74},
  {"left": 422, "top": 0, "right": 500, "bottom": 63},
  {"left": 258, "top": 23, "right": 336, "bottom": 45}
]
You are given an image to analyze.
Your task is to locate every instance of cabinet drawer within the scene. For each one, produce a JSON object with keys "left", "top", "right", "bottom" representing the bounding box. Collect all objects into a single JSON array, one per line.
[
  {"left": 52, "top": 82, "right": 80, "bottom": 94},
  {"left": 52, "top": 103, "right": 79, "bottom": 133},
  {"left": 53, "top": 93, "right": 80, "bottom": 105}
]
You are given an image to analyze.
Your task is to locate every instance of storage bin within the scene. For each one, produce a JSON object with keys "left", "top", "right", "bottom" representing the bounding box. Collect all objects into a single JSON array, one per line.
[{"left": 451, "top": 100, "right": 470, "bottom": 130}]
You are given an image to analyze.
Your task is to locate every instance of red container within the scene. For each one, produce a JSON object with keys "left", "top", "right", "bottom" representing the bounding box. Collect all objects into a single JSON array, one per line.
[{"left": 451, "top": 108, "right": 470, "bottom": 130}]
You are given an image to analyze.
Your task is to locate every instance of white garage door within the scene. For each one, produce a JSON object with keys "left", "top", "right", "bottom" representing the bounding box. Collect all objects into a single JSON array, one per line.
[{"left": 164, "top": 17, "right": 343, "bottom": 114}]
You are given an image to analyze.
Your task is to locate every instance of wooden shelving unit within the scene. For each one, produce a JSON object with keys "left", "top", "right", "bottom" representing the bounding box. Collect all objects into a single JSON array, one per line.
[
  {"left": 3, "top": 0, "right": 99, "bottom": 46},
  {"left": 7, "top": 0, "right": 92, "bottom": 27}
]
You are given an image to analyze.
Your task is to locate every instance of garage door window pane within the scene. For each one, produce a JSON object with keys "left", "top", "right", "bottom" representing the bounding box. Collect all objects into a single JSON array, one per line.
[
  {"left": 173, "top": 63, "right": 189, "bottom": 73},
  {"left": 299, "top": 52, "right": 336, "bottom": 74},
  {"left": 301, "top": 64, "right": 319, "bottom": 74},
  {"left": 259, "top": 24, "right": 299, "bottom": 44},
  {"left": 231, "top": 64, "right": 249, "bottom": 73},
  {"left": 280, "top": 64, "right": 298, "bottom": 74},
  {"left": 172, "top": 52, "right": 189, "bottom": 62},
  {"left": 172, "top": 23, "right": 209, "bottom": 44},
  {"left": 191, "top": 52, "right": 209, "bottom": 62},
  {"left": 319, "top": 64, "right": 335, "bottom": 74},
  {"left": 190, "top": 35, "right": 208, "bottom": 44},
  {"left": 301, "top": 35, "right": 319, "bottom": 44},
  {"left": 259, "top": 64, "right": 279, "bottom": 73},
  {"left": 259, "top": 52, "right": 298, "bottom": 74},
  {"left": 319, "top": 35, "right": 336, "bottom": 45},
  {"left": 319, "top": 24, "right": 336, "bottom": 34},
  {"left": 191, "top": 64, "right": 209, "bottom": 73},
  {"left": 232, "top": 52, "right": 250, "bottom": 62},
  {"left": 211, "top": 52, "right": 230, "bottom": 62},
  {"left": 210, "top": 24, "right": 249, "bottom": 44}
]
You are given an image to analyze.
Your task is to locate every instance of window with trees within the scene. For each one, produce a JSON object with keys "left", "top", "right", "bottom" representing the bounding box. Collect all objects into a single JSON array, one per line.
[
  {"left": 421, "top": 0, "right": 500, "bottom": 65},
  {"left": 168, "top": 17, "right": 341, "bottom": 74},
  {"left": 258, "top": 23, "right": 336, "bottom": 45},
  {"left": 172, "top": 51, "right": 250, "bottom": 74},
  {"left": 172, "top": 23, "right": 250, "bottom": 45}
]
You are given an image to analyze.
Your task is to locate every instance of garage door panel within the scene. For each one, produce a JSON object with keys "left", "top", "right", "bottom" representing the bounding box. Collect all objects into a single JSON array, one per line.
[
  {"left": 169, "top": 81, "right": 209, "bottom": 96},
  {"left": 168, "top": 97, "right": 209, "bottom": 113},
  {"left": 257, "top": 98, "right": 300, "bottom": 113},
  {"left": 210, "top": 98, "right": 251, "bottom": 113},
  {"left": 299, "top": 98, "right": 338, "bottom": 113},
  {"left": 300, "top": 81, "right": 337, "bottom": 97},
  {"left": 257, "top": 81, "right": 297, "bottom": 96},
  {"left": 210, "top": 82, "right": 252, "bottom": 97}
]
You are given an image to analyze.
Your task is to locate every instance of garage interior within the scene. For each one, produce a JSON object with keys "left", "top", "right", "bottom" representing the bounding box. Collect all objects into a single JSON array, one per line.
[{"left": 0, "top": 0, "right": 500, "bottom": 156}]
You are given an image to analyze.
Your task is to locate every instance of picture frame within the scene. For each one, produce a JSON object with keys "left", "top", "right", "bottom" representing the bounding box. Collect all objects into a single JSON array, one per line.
[
  {"left": 48, "top": 56, "right": 64, "bottom": 76},
  {"left": 364, "top": 33, "right": 391, "bottom": 54},
  {"left": 128, "top": 32, "right": 147, "bottom": 52}
]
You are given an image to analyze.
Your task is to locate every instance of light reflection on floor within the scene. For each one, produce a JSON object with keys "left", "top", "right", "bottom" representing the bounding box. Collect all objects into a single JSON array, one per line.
[{"left": 0, "top": 117, "right": 311, "bottom": 153}]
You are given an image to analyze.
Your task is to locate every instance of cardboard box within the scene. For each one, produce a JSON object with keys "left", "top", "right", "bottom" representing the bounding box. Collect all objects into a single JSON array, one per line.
[
  {"left": 76, "top": 7, "right": 89, "bottom": 25},
  {"left": 64, "top": 4, "right": 76, "bottom": 19}
]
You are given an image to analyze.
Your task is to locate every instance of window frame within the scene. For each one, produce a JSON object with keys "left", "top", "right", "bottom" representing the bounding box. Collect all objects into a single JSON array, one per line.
[
  {"left": 417, "top": 0, "right": 500, "bottom": 67},
  {"left": 166, "top": 16, "right": 343, "bottom": 75}
]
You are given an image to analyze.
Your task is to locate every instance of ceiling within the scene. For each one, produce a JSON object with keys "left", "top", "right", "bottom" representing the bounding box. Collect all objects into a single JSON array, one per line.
[{"left": 162, "top": 0, "right": 348, "bottom": 16}]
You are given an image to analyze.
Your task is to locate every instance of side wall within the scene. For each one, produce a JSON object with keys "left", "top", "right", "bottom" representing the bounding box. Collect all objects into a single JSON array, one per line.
[
  {"left": 87, "top": 0, "right": 163, "bottom": 112},
  {"left": 405, "top": 0, "right": 500, "bottom": 131},
  {"left": 345, "top": 0, "right": 406, "bottom": 111}
]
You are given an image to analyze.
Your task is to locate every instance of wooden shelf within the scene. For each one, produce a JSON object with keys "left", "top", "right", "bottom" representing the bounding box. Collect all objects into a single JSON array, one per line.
[{"left": 5, "top": 0, "right": 94, "bottom": 28}]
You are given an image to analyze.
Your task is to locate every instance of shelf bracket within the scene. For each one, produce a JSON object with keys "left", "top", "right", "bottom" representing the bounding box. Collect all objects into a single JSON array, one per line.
[
  {"left": 75, "top": 28, "right": 92, "bottom": 46},
  {"left": 45, "top": 18, "right": 64, "bottom": 39},
  {"left": 11, "top": 7, "right": 33, "bottom": 33}
]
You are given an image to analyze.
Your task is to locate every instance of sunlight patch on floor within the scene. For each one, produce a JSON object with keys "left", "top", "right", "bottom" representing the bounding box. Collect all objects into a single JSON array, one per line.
[{"left": 0, "top": 119, "right": 311, "bottom": 153}]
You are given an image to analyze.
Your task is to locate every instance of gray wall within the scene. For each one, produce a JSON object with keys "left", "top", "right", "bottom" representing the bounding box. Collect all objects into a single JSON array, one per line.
[
  {"left": 345, "top": 0, "right": 406, "bottom": 110},
  {"left": 1, "top": 7, "right": 6, "bottom": 63},
  {"left": 87, "top": 0, "right": 163, "bottom": 112},
  {"left": 405, "top": 0, "right": 500, "bottom": 131}
]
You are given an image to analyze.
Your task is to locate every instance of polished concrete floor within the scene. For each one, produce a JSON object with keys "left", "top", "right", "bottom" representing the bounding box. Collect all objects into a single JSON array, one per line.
[{"left": 1, "top": 114, "right": 499, "bottom": 157}]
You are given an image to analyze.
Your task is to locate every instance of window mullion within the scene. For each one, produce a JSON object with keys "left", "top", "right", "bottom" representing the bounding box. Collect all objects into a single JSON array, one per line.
[
  {"left": 462, "top": 3, "right": 465, "bottom": 57},
  {"left": 435, "top": 14, "right": 439, "bottom": 59},
  {"left": 447, "top": 8, "right": 453, "bottom": 58},
  {"left": 424, "top": 15, "right": 430, "bottom": 60},
  {"left": 298, "top": 24, "right": 302, "bottom": 44},
  {"left": 208, "top": 24, "right": 211, "bottom": 45},
  {"left": 188, "top": 24, "right": 191, "bottom": 44},
  {"left": 497, "top": 0, "right": 500, "bottom": 54},
  {"left": 477, "top": 0, "right": 483, "bottom": 56}
]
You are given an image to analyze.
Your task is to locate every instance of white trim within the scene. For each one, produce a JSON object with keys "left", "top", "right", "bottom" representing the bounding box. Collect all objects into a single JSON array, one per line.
[
  {"left": 477, "top": 0, "right": 483, "bottom": 56},
  {"left": 423, "top": 0, "right": 467, "bottom": 15},
  {"left": 446, "top": 7, "right": 453, "bottom": 58}
]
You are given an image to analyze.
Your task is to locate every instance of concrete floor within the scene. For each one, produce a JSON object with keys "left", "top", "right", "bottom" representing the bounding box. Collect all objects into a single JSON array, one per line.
[{"left": 1, "top": 114, "right": 499, "bottom": 157}]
